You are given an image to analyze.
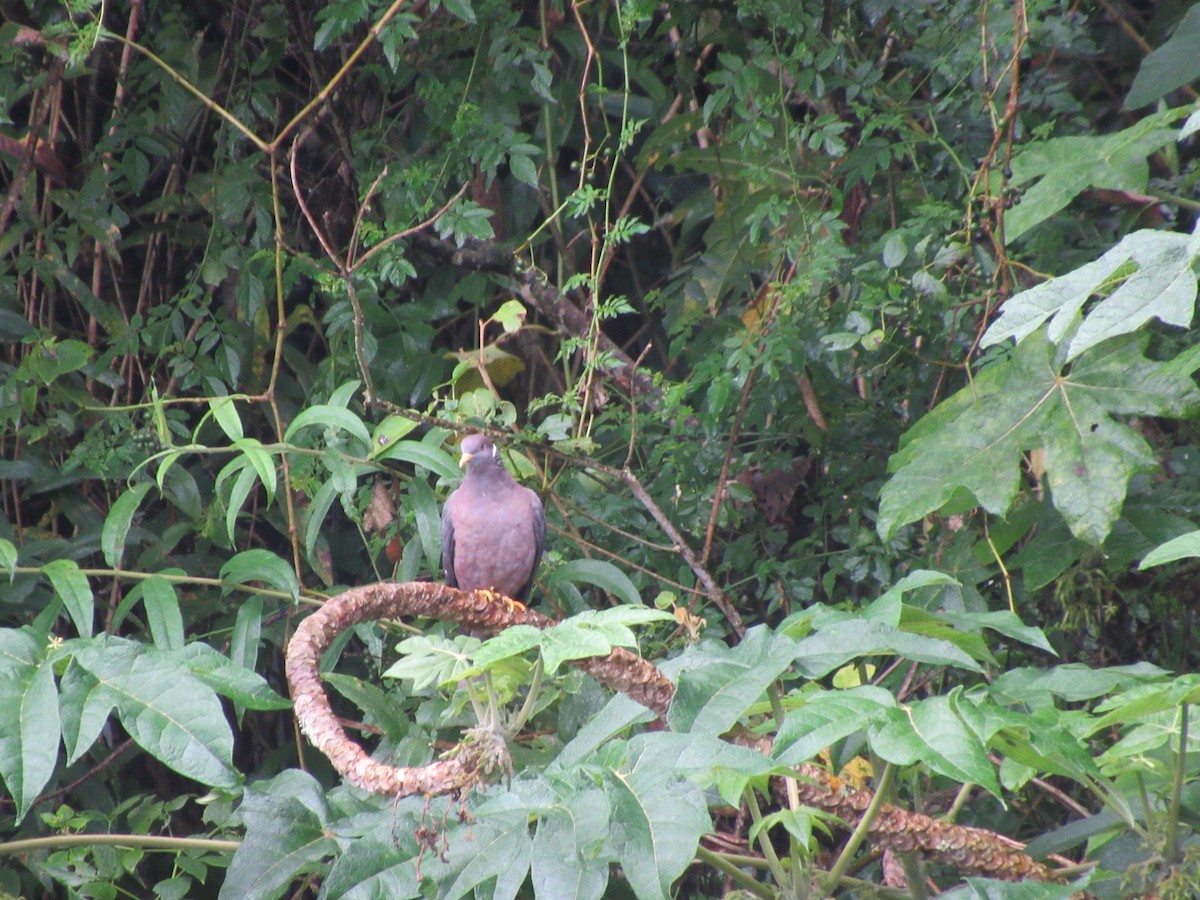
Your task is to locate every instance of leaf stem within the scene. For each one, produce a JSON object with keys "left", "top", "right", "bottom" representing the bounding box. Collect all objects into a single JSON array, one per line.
[
  {"left": 822, "top": 761, "right": 896, "bottom": 893},
  {"left": 1164, "top": 702, "right": 1189, "bottom": 864},
  {"left": 693, "top": 846, "right": 775, "bottom": 899}
]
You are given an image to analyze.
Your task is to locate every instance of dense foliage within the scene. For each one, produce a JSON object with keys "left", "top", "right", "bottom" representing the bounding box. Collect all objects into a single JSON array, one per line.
[{"left": 3, "top": 0, "right": 1200, "bottom": 897}]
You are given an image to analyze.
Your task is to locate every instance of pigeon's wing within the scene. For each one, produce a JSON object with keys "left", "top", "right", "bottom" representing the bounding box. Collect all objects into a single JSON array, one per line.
[
  {"left": 440, "top": 491, "right": 458, "bottom": 587},
  {"left": 516, "top": 488, "right": 546, "bottom": 603}
]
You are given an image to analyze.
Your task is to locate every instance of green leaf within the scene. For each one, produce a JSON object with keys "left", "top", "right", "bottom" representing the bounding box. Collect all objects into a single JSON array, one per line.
[
  {"left": 384, "top": 634, "right": 477, "bottom": 689},
  {"left": 222, "top": 772, "right": 334, "bottom": 899},
  {"left": 531, "top": 790, "right": 611, "bottom": 900},
  {"left": 437, "top": 818, "right": 531, "bottom": 900},
  {"left": 0, "top": 537, "right": 17, "bottom": 580},
  {"left": 0, "top": 658, "right": 61, "bottom": 822},
  {"left": 179, "top": 643, "right": 291, "bottom": 711},
  {"left": 368, "top": 415, "right": 419, "bottom": 459},
  {"left": 233, "top": 438, "right": 277, "bottom": 505},
  {"left": 991, "top": 662, "right": 1167, "bottom": 705},
  {"left": 101, "top": 482, "right": 152, "bottom": 568},
  {"left": 1004, "top": 112, "right": 1177, "bottom": 242},
  {"left": 230, "top": 594, "right": 263, "bottom": 675},
  {"left": 44, "top": 558, "right": 94, "bottom": 637},
  {"left": 303, "top": 478, "right": 339, "bottom": 558},
  {"left": 220, "top": 549, "right": 299, "bottom": 603},
  {"left": 774, "top": 686, "right": 898, "bottom": 765},
  {"left": 284, "top": 404, "right": 371, "bottom": 447},
  {"left": 407, "top": 476, "right": 441, "bottom": 578},
  {"left": 209, "top": 395, "right": 244, "bottom": 442},
  {"left": 548, "top": 559, "right": 642, "bottom": 607},
  {"left": 604, "top": 753, "right": 711, "bottom": 900},
  {"left": 981, "top": 223, "right": 1200, "bottom": 360},
  {"left": 71, "top": 637, "right": 239, "bottom": 787},
  {"left": 668, "top": 626, "right": 797, "bottom": 733},
  {"left": 141, "top": 574, "right": 184, "bottom": 650},
  {"left": 1125, "top": 5, "right": 1200, "bottom": 108},
  {"left": 939, "top": 875, "right": 1092, "bottom": 899},
  {"left": 322, "top": 838, "right": 421, "bottom": 900},
  {"left": 374, "top": 439, "right": 460, "bottom": 481},
  {"left": 879, "top": 330, "right": 1200, "bottom": 546},
  {"left": 795, "top": 617, "right": 982, "bottom": 678},
  {"left": 869, "top": 695, "right": 1002, "bottom": 797},
  {"left": 1139, "top": 529, "right": 1200, "bottom": 569}
]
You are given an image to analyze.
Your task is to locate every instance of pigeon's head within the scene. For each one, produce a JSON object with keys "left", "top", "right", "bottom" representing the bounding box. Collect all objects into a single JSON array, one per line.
[{"left": 458, "top": 434, "right": 499, "bottom": 470}]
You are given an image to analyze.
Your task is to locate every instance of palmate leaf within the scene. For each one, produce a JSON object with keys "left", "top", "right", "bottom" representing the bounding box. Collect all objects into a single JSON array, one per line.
[
  {"left": 878, "top": 330, "right": 1200, "bottom": 546},
  {"left": 981, "top": 221, "right": 1200, "bottom": 361}
]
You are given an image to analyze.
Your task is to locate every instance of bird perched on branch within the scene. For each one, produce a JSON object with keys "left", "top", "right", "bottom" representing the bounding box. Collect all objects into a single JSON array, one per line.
[{"left": 441, "top": 434, "right": 545, "bottom": 608}]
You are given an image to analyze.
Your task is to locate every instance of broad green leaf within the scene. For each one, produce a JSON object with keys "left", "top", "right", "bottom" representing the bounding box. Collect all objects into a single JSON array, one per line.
[
  {"left": 436, "top": 818, "right": 531, "bottom": 900},
  {"left": 384, "top": 634, "right": 477, "bottom": 689},
  {"left": 180, "top": 643, "right": 291, "bottom": 711},
  {"left": 43, "top": 558, "right": 94, "bottom": 637},
  {"left": 794, "top": 618, "right": 981, "bottom": 679},
  {"left": 1139, "top": 529, "right": 1200, "bottom": 568},
  {"left": 1125, "top": 5, "right": 1200, "bottom": 108},
  {"left": 982, "top": 223, "right": 1200, "bottom": 359},
  {"left": 538, "top": 623, "right": 614, "bottom": 675},
  {"left": 1087, "top": 675, "right": 1200, "bottom": 736},
  {"left": 553, "top": 694, "right": 660, "bottom": 771},
  {"left": 327, "top": 380, "right": 361, "bottom": 409},
  {"left": 58, "top": 660, "right": 117, "bottom": 765},
  {"left": 1003, "top": 113, "right": 1177, "bottom": 242},
  {"left": 71, "top": 637, "right": 239, "bottom": 787},
  {"left": 284, "top": 404, "right": 371, "bottom": 447},
  {"left": 407, "top": 475, "right": 441, "bottom": 577},
  {"left": 548, "top": 559, "right": 642, "bottom": 607},
  {"left": 604, "top": 756, "right": 710, "bottom": 900},
  {"left": 220, "top": 549, "right": 299, "bottom": 603},
  {"left": 531, "top": 790, "right": 611, "bottom": 900},
  {"left": 368, "top": 415, "right": 419, "bottom": 459},
  {"left": 0, "top": 658, "right": 61, "bottom": 822},
  {"left": 879, "top": 330, "right": 1200, "bottom": 546},
  {"left": 931, "top": 609, "right": 1056, "bottom": 655},
  {"left": 868, "top": 695, "right": 1002, "bottom": 797},
  {"left": 101, "top": 482, "right": 153, "bottom": 568},
  {"left": 939, "top": 875, "right": 1092, "bottom": 900},
  {"left": 0, "top": 629, "right": 42, "bottom": 677},
  {"left": 668, "top": 626, "right": 797, "bottom": 734},
  {"left": 208, "top": 395, "right": 244, "bottom": 442},
  {"left": 141, "top": 574, "right": 184, "bottom": 650},
  {"left": 221, "top": 772, "right": 334, "bottom": 900},
  {"left": 322, "top": 838, "right": 421, "bottom": 900},
  {"left": 774, "top": 686, "right": 897, "bottom": 765},
  {"left": 0, "top": 537, "right": 16, "bottom": 581},
  {"left": 990, "top": 662, "right": 1167, "bottom": 705},
  {"left": 374, "top": 439, "right": 460, "bottom": 481}
]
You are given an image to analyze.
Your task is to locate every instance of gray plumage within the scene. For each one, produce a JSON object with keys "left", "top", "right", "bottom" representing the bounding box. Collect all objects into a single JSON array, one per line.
[{"left": 441, "top": 434, "right": 545, "bottom": 603}]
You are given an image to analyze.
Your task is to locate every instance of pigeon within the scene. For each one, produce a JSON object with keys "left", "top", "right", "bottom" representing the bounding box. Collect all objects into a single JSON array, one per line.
[{"left": 441, "top": 434, "right": 545, "bottom": 606}]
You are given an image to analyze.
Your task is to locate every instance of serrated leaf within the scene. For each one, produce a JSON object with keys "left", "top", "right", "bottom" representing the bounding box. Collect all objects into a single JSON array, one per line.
[
  {"left": 774, "top": 686, "right": 897, "bottom": 765},
  {"left": 879, "top": 330, "right": 1200, "bottom": 546},
  {"left": 321, "top": 838, "right": 421, "bottom": 900},
  {"left": 220, "top": 549, "right": 299, "bottom": 603},
  {"left": 436, "top": 819, "right": 531, "bottom": 900},
  {"left": 531, "top": 790, "right": 611, "bottom": 900},
  {"left": 0, "top": 658, "right": 61, "bottom": 822},
  {"left": 101, "top": 482, "right": 152, "bottom": 568},
  {"left": 869, "top": 695, "right": 1002, "bottom": 797},
  {"left": 180, "top": 643, "right": 291, "bottom": 711},
  {"left": 44, "top": 558, "right": 94, "bottom": 637},
  {"left": 1004, "top": 114, "right": 1177, "bottom": 242},
  {"left": 982, "top": 224, "right": 1200, "bottom": 359},
  {"left": 221, "top": 773, "right": 334, "bottom": 900},
  {"left": 604, "top": 754, "right": 710, "bottom": 900},
  {"left": 548, "top": 559, "right": 642, "bottom": 607},
  {"left": 668, "top": 626, "right": 797, "bottom": 733},
  {"left": 72, "top": 637, "right": 239, "bottom": 787}
]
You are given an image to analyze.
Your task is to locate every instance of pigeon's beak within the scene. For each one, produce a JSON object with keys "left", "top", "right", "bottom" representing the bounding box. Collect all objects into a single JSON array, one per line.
[{"left": 459, "top": 450, "right": 474, "bottom": 468}]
